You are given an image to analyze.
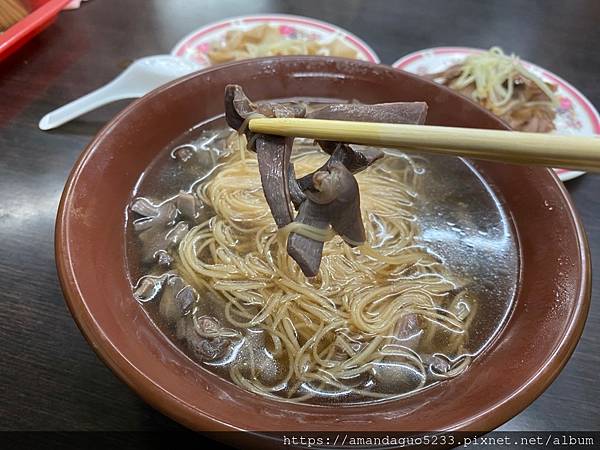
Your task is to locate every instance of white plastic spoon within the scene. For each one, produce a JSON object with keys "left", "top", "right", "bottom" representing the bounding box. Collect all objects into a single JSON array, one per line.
[{"left": 39, "top": 55, "right": 200, "bottom": 130}]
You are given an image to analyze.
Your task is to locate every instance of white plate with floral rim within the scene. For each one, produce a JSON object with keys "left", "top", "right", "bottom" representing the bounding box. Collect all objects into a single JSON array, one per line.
[
  {"left": 171, "top": 14, "right": 380, "bottom": 69},
  {"left": 393, "top": 47, "right": 600, "bottom": 181}
]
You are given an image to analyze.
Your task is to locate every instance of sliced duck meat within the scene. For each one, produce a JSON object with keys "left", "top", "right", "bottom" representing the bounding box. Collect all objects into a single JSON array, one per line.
[
  {"left": 428, "top": 64, "right": 556, "bottom": 133},
  {"left": 424, "top": 354, "right": 452, "bottom": 379},
  {"left": 308, "top": 102, "right": 428, "bottom": 126},
  {"left": 305, "top": 101, "right": 426, "bottom": 178},
  {"left": 159, "top": 276, "right": 190, "bottom": 323},
  {"left": 155, "top": 249, "right": 173, "bottom": 267},
  {"left": 329, "top": 145, "right": 385, "bottom": 174},
  {"left": 133, "top": 275, "right": 164, "bottom": 303},
  {"left": 175, "top": 191, "right": 197, "bottom": 221},
  {"left": 225, "top": 84, "right": 306, "bottom": 227},
  {"left": 305, "top": 161, "right": 365, "bottom": 245},
  {"left": 394, "top": 313, "right": 422, "bottom": 350},
  {"left": 260, "top": 102, "right": 306, "bottom": 120},
  {"left": 166, "top": 221, "right": 189, "bottom": 244},
  {"left": 287, "top": 164, "right": 306, "bottom": 208},
  {"left": 131, "top": 197, "right": 177, "bottom": 232},
  {"left": 296, "top": 144, "right": 384, "bottom": 191},
  {"left": 288, "top": 162, "right": 366, "bottom": 276},
  {"left": 255, "top": 135, "right": 295, "bottom": 227},
  {"left": 131, "top": 194, "right": 199, "bottom": 264},
  {"left": 225, "top": 84, "right": 306, "bottom": 148},
  {"left": 224, "top": 84, "right": 257, "bottom": 131},
  {"left": 223, "top": 85, "right": 429, "bottom": 277},
  {"left": 176, "top": 315, "right": 237, "bottom": 361},
  {"left": 294, "top": 101, "right": 426, "bottom": 192},
  {"left": 287, "top": 200, "right": 330, "bottom": 277},
  {"left": 131, "top": 198, "right": 179, "bottom": 264}
]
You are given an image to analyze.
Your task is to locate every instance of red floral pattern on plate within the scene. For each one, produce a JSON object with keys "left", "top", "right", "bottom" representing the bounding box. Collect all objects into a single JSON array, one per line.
[{"left": 172, "top": 14, "right": 379, "bottom": 67}]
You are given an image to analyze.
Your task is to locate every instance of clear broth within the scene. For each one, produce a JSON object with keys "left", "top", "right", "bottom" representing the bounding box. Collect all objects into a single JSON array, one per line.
[{"left": 125, "top": 114, "right": 519, "bottom": 405}]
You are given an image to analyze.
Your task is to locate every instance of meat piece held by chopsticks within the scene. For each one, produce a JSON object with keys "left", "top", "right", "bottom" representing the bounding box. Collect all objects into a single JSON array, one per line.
[
  {"left": 225, "top": 85, "right": 305, "bottom": 227},
  {"left": 224, "top": 85, "right": 429, "bottom": 276}
]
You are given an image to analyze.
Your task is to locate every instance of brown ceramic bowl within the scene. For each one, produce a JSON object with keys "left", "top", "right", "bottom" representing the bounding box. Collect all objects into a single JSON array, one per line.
[{"left": 56, "top": 57, "right": 590, "bottom": 436}]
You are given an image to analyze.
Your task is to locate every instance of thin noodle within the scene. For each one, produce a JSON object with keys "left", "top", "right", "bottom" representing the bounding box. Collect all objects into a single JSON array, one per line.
[{"left": 175, "top": 136, "right": 476, "bottom": 402}]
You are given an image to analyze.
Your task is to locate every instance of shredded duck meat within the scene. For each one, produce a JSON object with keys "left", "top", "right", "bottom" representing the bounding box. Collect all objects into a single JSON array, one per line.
[{"left": 428, "top": 47, "right": 558, "bottom": 133}]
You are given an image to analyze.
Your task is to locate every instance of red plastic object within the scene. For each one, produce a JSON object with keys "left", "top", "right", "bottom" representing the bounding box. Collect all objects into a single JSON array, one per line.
[{"left": 0, "top": 0, "right": 71, "bottom": 61}]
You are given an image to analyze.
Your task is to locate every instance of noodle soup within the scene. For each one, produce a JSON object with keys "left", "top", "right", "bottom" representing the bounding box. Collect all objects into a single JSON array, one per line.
[{"left": 126, "top": 114, "right": 518, "bottom": 405}]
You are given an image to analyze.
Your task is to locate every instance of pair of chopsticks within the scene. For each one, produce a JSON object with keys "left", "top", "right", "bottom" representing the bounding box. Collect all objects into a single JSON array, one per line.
[
  {"left": 249, "top": 118, "right": 600, "bottom": 172},
  {"left": 0, "top": 0, "right": 28, "bottom": 31}
]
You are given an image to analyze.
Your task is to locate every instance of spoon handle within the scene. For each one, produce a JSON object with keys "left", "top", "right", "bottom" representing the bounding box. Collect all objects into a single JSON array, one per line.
[{"left": 38, "top": 80, "right": 135, "bottom": 131}]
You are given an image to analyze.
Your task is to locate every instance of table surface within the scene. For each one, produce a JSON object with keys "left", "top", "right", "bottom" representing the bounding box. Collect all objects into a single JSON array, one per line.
[{"left": 1, "top": 0, "right": 599, "bottom": 433}]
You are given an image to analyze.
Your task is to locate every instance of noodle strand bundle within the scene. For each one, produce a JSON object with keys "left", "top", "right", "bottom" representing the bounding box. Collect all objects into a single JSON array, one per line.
[{"left": 177, "top": 140, "right": 475, "bottom": 402}]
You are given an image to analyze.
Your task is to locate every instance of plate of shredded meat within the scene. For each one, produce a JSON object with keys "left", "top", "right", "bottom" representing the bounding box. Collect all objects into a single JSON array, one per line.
[
  {"left": 393, "top": 46, "right": 600, "bottom": 181},
  {"left": 172, "top": 14, "right": 379, "bottom": 68}
]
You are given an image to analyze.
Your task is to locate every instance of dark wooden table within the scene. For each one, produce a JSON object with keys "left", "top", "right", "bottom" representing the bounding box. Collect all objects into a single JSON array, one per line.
[{"left": 1, "top": 0, "right": 599, "bottom": 436}]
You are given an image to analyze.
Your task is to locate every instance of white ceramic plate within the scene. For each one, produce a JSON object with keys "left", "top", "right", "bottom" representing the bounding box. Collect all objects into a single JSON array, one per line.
[
  {"left": 393, "top": 47, "right": 600, "bottom": 181},
  {"left": 172, "top": 14, "right": 379, "bottom": 68}
]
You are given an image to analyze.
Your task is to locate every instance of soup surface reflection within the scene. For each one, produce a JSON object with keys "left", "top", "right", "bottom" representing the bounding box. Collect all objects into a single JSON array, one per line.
[{"left": 125, "top": 113, "right": 518, "bottom": 405}]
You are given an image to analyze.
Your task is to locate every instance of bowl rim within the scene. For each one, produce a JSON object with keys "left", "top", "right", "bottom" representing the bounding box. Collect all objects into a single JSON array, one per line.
[{"left": 55, "top": 56, "right": 591, "bottom": 433}]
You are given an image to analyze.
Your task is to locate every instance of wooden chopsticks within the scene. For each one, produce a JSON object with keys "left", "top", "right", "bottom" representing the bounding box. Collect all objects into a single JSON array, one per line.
[
  {"left": 0, "top": 0, "right": 28, "bottom": 32},
  {"left": 248, "top": 118, "right": 600, "bottom": 172}
]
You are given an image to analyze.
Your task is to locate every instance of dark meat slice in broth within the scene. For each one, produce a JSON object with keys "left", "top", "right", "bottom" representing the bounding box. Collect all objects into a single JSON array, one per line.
[
  {"left": 296, "top": 144, "right": 384, "bottom": 192},
  {"left": 308, "top": 102, "right": 428, "bottom": 125},
  {"left": 287, "top": 164, "right": 306, "bottom": 208},
  {"left": 296, "top": 102, "right": 427, "bottom": 190},
  {"left": 224, "top": 85, "right": 428, "bottom": 277},
  {"left": 327, "top": 178, "right": 365, "bottom": 246},
  {"left": 225, "top": 85, "right": 306, "bottom": 227},
  {"left": 287, "top": 200, "right": 330, "bottom": 277},
  {"left": 290, "top": 162, "right": 366, "bottom": 276},
  {"left": 175, "top": 192, "right": 197, "bottom": 220},
  {"left": 224, "top": 85, "right": 256, "bottom": 130},
  {"left": 255, "top": 135, "right": 295, "bottom": 227},
  {"left": 159, "top": 276, "right": 196, "bottom": 323},
  {"left": 305, "top": 161, "right": 365, "bottom": 244}
]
